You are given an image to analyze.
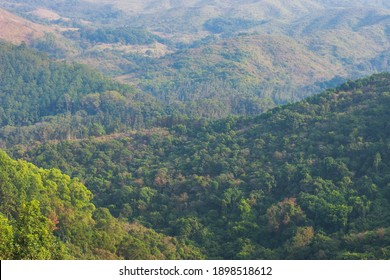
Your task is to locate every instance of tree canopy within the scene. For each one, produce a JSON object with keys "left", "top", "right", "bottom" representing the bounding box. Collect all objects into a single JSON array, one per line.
[{"left": 9, "top": 73, "right": 390, "bottom": 259}]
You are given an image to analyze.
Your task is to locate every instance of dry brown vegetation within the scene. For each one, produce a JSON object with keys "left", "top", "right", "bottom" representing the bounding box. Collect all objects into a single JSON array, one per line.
[
  {"left": 0, "top": 8, "right": 54, "bottom": 44},
  {"left": 30, "top": 8, "right": 70, "bottom": 21}
]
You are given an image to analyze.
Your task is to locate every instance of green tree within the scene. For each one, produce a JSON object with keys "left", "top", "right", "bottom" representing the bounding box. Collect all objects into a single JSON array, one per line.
[
  {"left": 0, "top": 213, "right": 14, "bottom": 259},
  {"left": 14, "top": 200, "right": 55, "bottom": 259}
]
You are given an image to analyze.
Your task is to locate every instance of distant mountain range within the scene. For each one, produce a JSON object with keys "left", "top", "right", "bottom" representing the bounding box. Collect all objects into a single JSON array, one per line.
[{"left": 0, "top": 0, "right": 389, "bottom": 119}]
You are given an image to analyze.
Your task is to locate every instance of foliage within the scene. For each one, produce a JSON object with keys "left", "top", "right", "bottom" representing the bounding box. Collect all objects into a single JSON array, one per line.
[
  {"left": 1, "top": 0, "right": 389, "bottom": 116},
  {"left": 64, "top": 26, "right": 164, "bottom": 46},
  {"left": 1, "top": 1, "right": 390, "bottom": 261},
  {"left": 203, "top": 18, "right": 264, "bottom": 34},
  {"left": 0, "top": 41, "right": 164, "bottom": 146},
  {"left": 0, "top": 150, "right": 203, "bottom": 259},
  {"left": 11, "top": 73, "right": 390, "bottom": 259}
]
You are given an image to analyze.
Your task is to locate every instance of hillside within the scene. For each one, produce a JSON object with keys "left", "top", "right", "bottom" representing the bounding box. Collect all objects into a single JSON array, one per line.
[
  {"left": 1, "top": 2, "right": 390, "bottom": 260},
  {"left": 0, "top": 42, "right": 164, "bottom": 146},
  {"left": 289, "top": 8, "right": 390, "bottom": 66},
  {"left": 0, "top": 2, "right": 389, "bottom": 115},
  {"left": 80, "top": 0, "right": 390, "bottom": 38},
  {"left": 116, "top": 33, "right": 345, "bottom": 118},
  {"left": 0, "top": 40, "right": 342, "bottom": 142},
  {"left": 0, "top": 7, "right": 54, "bottom": 44},
  {"left": 64, "top": 1, "right": 390, "bottom": 41},
  {"left": 116, "top": 21, "right": 389, "bottom": 118},
  {"left": 12, "top": 73, "right": 390, "bottom": 259},
  {"left": 0, "top": 150, "right": 203, "bottom": 259}
]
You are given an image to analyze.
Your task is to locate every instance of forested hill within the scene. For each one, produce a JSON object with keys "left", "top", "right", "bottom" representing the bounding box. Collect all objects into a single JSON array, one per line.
[
  {"left": 0, "top": 41, "right": 164, "bottom": 146},
  {"left": 1, "top": 2, "right": 389, "bottom": 122},
  {"left": 12, "top": 73, "right": 390, "bottom": 259},
  {"left": 0, "top": 150, "right": 203, "bottom": 259}
]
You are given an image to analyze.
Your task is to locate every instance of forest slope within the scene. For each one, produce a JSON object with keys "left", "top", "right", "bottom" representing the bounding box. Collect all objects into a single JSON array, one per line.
[
  {"left": 12, "top": 73, "right": 390, "bottom": 259},
  {"left": 0, "top": 42, "right": 164, "bottom": 146},
  {"left": 0, "top": 2, "right": 389, "bottom": 118},
  {"left": 0, "top": 150, "right": 203, "bottom": 259}
]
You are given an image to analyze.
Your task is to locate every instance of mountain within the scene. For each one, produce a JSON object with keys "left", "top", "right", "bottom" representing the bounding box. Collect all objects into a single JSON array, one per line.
[
  {"left": 115, "top": 9, "right": 390, "bottom": 117},
  {"left": 72, "top": 1, "right": 390, "bottom": 39},
  {"left": 0, "top": 1, "right": 389, "bottom": 116},
  {"left": 11, "top": 73, "right": 390, "bottom": 259},
  {"left": 1, "top": 1, "right": 390, "bottom": 260},
  {"left": 118, "top": 33, "right": 345, "bottom": 118}
]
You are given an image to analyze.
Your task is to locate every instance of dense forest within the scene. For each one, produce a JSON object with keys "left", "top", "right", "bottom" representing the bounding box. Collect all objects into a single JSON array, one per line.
[
  {"left": 7, "top": 73, "right": 390, "bottom": 259},
  {"left": 0, "top": 42, "right": 165, "bottom": 146},
  {"left": 1, "top": 0, "right": 390, "bottom": 260},
  {"left": 0, "top": 150, "right": 203, "bottom": 259},
  {"left": 62, "top": 26, "right": 169, "bottom": 49}
]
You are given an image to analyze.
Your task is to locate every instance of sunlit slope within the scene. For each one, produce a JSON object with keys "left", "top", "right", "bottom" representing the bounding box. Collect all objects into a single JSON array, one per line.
[
  {"left": 15, "top": 73, "right": 390, "bottom": 259},
  {"left": 0, "top": 150, "right": 203, "bottom": 259},
  {"left": 0, "top": 8, "right": 54, "bottom": 44}
]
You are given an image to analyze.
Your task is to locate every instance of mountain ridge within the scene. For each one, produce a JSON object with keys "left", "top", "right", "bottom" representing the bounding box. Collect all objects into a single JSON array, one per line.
[{"left": 0, "top": 2, "right": 388, "bottom": 113}]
